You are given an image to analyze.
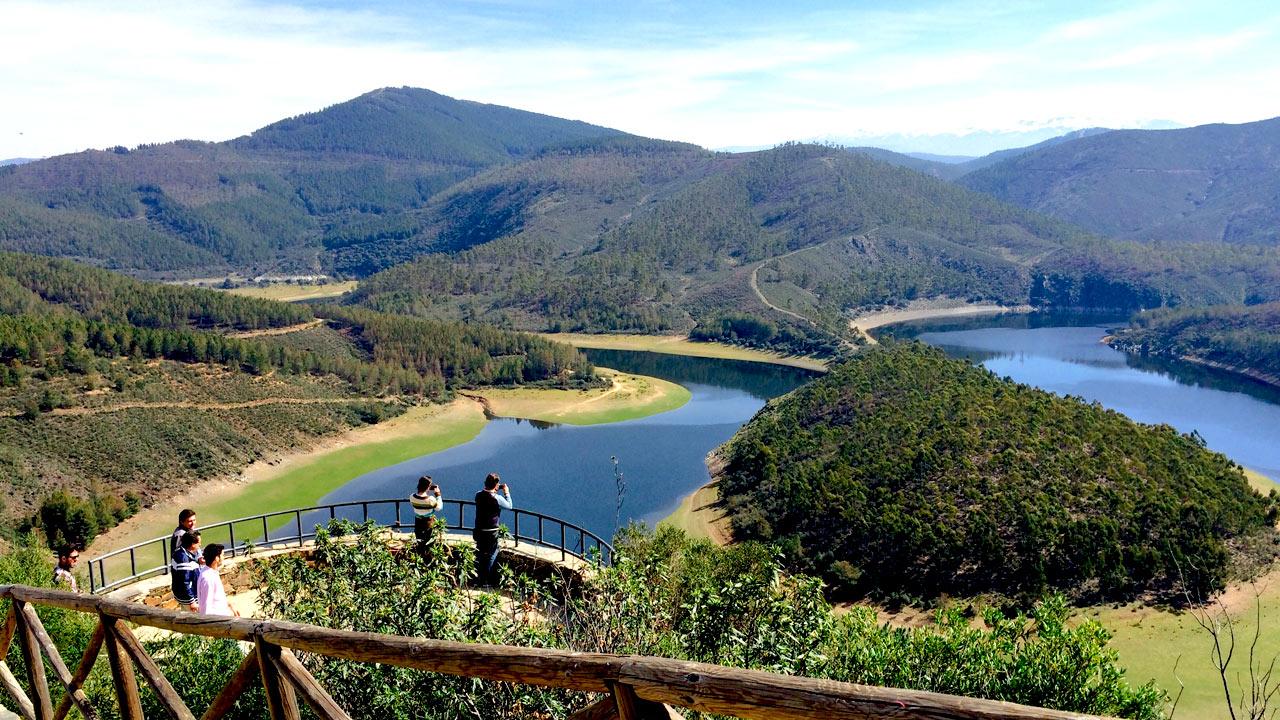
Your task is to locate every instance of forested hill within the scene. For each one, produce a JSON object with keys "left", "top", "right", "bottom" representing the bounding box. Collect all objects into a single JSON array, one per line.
[
  {"left": 0, "top": 253, "right": 593, "bottom": 543},
  {"left": 959, "top": 116, "right": 1280, "bottom": 245},
  {"left": 350, "top": 143, "right": 1088, "bottom": 335},
  {"left": 1109, "top": 302, "right": 1280, "bottom": 385},
  {"left": 0, "top": 87, "right": 661, "bottom": 274},
  {"left": 232, "top": 87, "right": 629, "bottom": 163},
  {"left": 717, "top": 342, "right": 1278, "bottom": 602},
  {"left": 350, "top": 142, "right": 1280, "bottom": 346}
]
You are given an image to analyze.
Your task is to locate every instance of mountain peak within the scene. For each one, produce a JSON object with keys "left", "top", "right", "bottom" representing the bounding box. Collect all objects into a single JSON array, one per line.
[{"left": 231, "top": 86, "right": 628, "bottom": 165}]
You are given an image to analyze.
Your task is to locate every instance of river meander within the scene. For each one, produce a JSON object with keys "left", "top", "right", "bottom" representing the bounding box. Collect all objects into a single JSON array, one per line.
[
  {"left": 325, "top": 315, "right": 1280, "bottom": 542},
  {"left": 883, "top": 312, "right": 1280, "bottom": 483}
]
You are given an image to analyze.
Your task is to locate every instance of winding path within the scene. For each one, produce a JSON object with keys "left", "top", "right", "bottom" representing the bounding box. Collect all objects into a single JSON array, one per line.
[
  {"left": 3, "top": 396, "right": 394, "bottom": 419},
  {"left": 748, "top": 229, "right": 878, "bottom": 344}
]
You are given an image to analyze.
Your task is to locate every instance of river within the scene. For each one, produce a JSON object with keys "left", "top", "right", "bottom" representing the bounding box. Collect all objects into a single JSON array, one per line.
[
  {"left": 324, "top": 315, "right": 1280, "bottom": 543},
  {"left": 320, "top": 349, "right": 815, "bottom": 541}
]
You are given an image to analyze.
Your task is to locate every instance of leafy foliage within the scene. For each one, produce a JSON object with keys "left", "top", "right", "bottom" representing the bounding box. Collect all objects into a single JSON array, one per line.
[
  {"left": 718, "top": 343, "right": 1276, "bottom": 601},
  {"left": 233, "top": 521, "right": 1164, "bottom": 719}
]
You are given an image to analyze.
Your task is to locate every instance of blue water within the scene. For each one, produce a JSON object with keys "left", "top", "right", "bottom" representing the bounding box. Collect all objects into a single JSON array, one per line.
[
  {"left": 885, "top": 314, "right": 1280, "bottom": 483},
  {"left": 320, "top": 350, "right": 815, "bottom": 541}
]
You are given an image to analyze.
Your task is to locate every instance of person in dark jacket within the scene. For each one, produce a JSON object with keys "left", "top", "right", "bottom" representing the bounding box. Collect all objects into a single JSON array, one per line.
[
  {"left": 170, "top": 531, "right": 201, "bottom": 611},
  {"left": 473, "top": 473, "right": 511, "bottom": 586}
]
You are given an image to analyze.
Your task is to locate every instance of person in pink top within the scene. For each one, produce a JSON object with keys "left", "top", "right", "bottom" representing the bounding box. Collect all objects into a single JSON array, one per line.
[{"left": 196, "top": 544, "right": 238, "bottom": 617}]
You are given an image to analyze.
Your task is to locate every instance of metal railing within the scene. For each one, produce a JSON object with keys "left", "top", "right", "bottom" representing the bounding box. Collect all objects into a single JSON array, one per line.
[{"left": 88, "top": 498, "right": 614, "bottom": 594}]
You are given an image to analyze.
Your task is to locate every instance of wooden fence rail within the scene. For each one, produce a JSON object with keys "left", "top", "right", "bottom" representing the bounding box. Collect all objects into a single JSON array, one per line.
[{"left": 0, "top": 584, "right": 1115, "bottom": 720}]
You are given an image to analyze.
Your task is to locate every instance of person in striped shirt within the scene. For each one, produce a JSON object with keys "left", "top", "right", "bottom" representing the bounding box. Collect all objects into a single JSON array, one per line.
[
  {"left": 170, "top": 531, "right": 201, "bottom": 611},
  {"left": 409, "top": 475, "right": 442, "bottom": 550}
]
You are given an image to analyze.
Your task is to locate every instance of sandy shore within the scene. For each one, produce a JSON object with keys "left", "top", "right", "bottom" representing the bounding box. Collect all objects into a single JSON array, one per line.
[
  {"left": 541, "top": 333, "right": 828, "bottom": 372},
  {"left": 849, "top": 299, "right": 1032, "bottom": 339}
]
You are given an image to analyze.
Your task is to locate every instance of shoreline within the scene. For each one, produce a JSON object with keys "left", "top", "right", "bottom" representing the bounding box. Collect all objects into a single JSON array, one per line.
[
  {"left": 659, "top": 449, "right": 733, "bottom": 545},
  {"left": 89, "top": 369, "right": 693, "bottom": 555},
  {"left": 540, "top": 332, "right": 828, "bottom": 372},
  {"left": 849, "top": 299, "right": 1032, "bottom": 340}
]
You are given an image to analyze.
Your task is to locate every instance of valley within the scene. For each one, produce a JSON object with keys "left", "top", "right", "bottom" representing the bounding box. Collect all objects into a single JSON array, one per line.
[{"left": 4, "top": 78, "right": 1280, "bottom": 720}]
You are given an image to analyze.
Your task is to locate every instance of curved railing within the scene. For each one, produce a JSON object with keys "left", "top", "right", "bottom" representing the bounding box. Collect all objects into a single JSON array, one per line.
[{"left": 88, "top": 498, "right": 614, "bottom": 594}]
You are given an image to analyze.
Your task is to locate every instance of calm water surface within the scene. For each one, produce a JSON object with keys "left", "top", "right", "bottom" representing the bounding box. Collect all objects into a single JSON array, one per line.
[
  {"left": 323, "top": 317, "right": 1280, "bottom": 541},
  {"left": 322, "top": 350, "right": 815, "bottom": 540},
  {"left": 884, "top": 313, "right": 1280, "bottom": 482}
]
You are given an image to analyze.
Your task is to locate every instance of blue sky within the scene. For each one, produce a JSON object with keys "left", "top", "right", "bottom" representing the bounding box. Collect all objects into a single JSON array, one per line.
[{"left": 3, "top": 0, "right": 1279, "bottom": 158}]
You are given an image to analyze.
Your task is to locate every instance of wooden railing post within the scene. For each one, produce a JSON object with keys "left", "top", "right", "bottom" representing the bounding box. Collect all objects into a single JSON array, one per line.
[
  {"left": 111, "top": 621, "right": 195, "bottom": 720},
  {"left": 101, "top": 617, "right": 143, "bottom": 720},
  {"left": 256, "top": 639, "right": 300, "bottom": 720},
  {"left": 273, "top": 648, "right": 352, "bottom": 720},
  {"left": 0, "top": 606, "right": 36, "bottom": 720},
  {"left": 12, "top": 601, "right": 53, "bottom": 720},
  {"left": 51, "top": 622, "right": 105, "bottom": 720},
  {"left": 15, "top": 603, "right": 98, "bottom": 720}
]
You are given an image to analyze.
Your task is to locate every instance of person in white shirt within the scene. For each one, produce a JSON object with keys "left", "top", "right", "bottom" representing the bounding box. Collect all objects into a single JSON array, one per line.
[{"left": 197, "top": 543, "right": 237, "bottom": 617}]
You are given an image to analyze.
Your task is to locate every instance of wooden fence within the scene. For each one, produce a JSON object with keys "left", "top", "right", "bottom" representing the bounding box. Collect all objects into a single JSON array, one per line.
[{"left": 0, "top": 584, "right": 1115, "bottom": 720}]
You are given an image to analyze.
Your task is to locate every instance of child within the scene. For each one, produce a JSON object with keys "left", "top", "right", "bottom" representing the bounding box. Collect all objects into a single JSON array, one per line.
[
  {"left": 197, "top": 543, "right": 237, "bottom": 617},
  {"left": 170, "top": 531, "right": 201, "bottom": 611}
]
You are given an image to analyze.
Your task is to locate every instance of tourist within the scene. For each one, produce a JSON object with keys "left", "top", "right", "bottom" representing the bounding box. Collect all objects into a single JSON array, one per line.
[
  {"left": 197, "top": 543, "right": 237, "bottom": 617},
  {"left": 53, "top": 545, "right": 79, "bottom": 593},
  {"left": 171, "top": 509, "right": 197, "bottom": 555},
  {"left": 170, "top": 531, "right": 201, "bottom": 611},
  {"left": 409, "top": 475, "right": 442, "bottom": 549},
  {"left": 473, "top": 472, "right": 511, "bottom": 586}
]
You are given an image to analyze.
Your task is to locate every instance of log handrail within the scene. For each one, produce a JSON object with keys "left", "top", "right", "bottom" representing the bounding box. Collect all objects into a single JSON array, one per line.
[
  {"left": 88, "top": 498, "right": 615, "bottom": 593},
  {"left": 0, "top": 584, "right": 1117, "bottom": 720}
]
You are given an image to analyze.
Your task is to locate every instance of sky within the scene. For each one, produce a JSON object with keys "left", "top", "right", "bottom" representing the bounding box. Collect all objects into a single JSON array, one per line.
[{"left": 3, "top": 0, "right": 1280, "bottom": 159}]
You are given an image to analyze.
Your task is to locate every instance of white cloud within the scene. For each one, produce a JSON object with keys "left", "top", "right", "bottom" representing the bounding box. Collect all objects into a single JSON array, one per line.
[{"left": 1, "top": 0, "right": 1279, "bottom": 157}]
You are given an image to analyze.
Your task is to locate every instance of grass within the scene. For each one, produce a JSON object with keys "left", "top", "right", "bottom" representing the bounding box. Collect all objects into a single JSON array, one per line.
[
  {"left": 227, "top": 281, "right": 358, "bottom": 302},
  {"left": 92, "top": 401, "right": 487, "bottom": 555},
  {"left": 471, "top": 368, "right": 690, "bottom": 425},
  {"left": 1246, "top": 467, "right": 1279, "bottom": 495},
  {"left": 659, "top": 482, "right": 730, "bottom": 544},
  {"left": 1085, "top": 574, "right": 1280, "bottom": 720},
  {"left": 540, "top": 333, "right": 829, "bottom": 372}
]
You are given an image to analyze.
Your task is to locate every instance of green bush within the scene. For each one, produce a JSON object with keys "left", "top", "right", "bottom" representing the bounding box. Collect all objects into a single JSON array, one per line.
[{"left": 242, "top": 521, "right": 1163, "bottom": 719}]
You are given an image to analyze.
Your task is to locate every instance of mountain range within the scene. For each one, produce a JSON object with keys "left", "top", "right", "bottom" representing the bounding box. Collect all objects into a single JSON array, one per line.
[{"left": 2, "top": 86, "right": 1279, "bottom": 349}]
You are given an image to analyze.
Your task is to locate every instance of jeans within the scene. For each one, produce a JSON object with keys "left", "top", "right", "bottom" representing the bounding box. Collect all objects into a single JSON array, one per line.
[{"left": 473, "top": 528, "right": 499, "bottom": 586}]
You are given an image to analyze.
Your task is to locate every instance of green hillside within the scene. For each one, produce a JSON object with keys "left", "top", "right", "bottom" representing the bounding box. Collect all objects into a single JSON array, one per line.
[
  {"left": 717, "top": 343, "right": 1278, "bottom": 602},
  {"left": 352, "top": 143, "right": 1099, "bottom": 349},
  {"left": 0, "top": 88, "right": 651, "bottom": 275},
  {"left": 0, "top": 254, "right": 594, "bottom": 542},
  {"left": 1110, "top": 302, "right": 1280, "bottom": 382},
  {"left": 960, "top": 117, "right": 1280, "bottom": 245},
  {"left": 233, "top": 86, "right": 627, "bottom": 163}
]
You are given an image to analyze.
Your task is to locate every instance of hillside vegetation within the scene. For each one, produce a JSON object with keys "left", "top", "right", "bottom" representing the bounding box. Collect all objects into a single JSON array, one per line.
[
  {"left": 0, "top": 87, "right": 648, "bottom": 275},
  {"left": 960, "top": 117, "right": 1280, "bottom": 245},
  {"left": 351, "top": 143, "right": 1093, "bottom": 342},
  {"left": 0, "top": 253, "right": 594, "bottom": 543},
  {"left": 1109, "top": 302, "right": 1280, "bottom": 384},
  {"left": 718, "top": 343, "right": 1278, "bottom": 602}
]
